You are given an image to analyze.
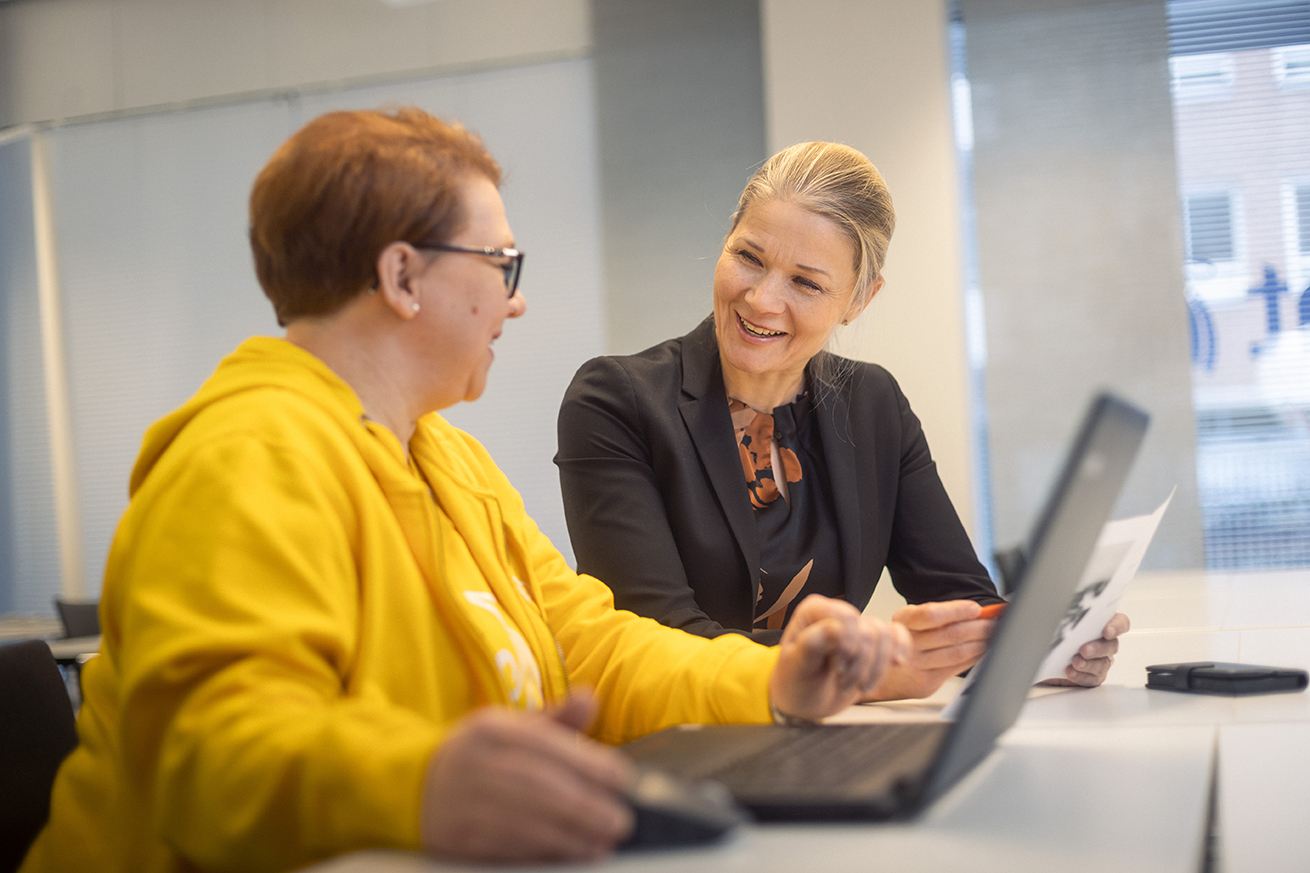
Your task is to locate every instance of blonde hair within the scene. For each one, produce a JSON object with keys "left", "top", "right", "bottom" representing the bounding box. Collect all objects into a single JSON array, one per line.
[{"left": 730, "top": 141, "right": 895, "bottom": 312}]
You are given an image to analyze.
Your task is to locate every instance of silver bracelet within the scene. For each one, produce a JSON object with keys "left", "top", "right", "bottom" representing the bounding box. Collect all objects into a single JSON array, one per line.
[{"left": 770, "top": 699, "right": 818, "bottom": 727}]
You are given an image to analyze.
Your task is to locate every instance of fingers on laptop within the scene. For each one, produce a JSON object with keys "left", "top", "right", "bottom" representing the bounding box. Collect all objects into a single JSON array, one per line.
[
  {"left": 774, "top": 596, "right": 906, "bottom": 716},
  {"left": 852, "top": 615, "right": 905, "bottom": 694}
]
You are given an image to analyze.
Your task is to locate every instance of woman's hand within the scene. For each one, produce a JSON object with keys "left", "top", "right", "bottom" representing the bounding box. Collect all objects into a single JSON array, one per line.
[
  {"left": 1040, "top": 612, "right": 1130, "bottom": 687},
  {"left": 420, "top": 691, "right": 634, "bottom": 863},
  {"left": 862, "top": 600, "right": 998, "bottom": 701},
  {"left": 769, "top": 594, "right": 911, "bottom": 721}
]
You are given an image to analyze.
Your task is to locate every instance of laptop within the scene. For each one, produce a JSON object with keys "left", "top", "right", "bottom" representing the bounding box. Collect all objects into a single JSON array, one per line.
[{"left": 623, "top": 392, "right": 1150, "bottom": 821}]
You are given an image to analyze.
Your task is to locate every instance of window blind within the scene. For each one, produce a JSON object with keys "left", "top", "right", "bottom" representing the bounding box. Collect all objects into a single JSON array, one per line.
[{"left": 1169, "top": 0, "right": 1310, "bottom": 55}]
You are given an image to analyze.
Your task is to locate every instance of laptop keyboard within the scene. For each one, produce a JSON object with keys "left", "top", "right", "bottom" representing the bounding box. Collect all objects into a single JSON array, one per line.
[{"left": 710, "top": 723, "right": 940, "bottom": 795}]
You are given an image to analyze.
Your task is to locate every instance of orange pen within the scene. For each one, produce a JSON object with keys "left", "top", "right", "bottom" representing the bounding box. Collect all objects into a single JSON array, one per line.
[{"left": 978, "top": 603, "right": 1008, "bottom": 619}]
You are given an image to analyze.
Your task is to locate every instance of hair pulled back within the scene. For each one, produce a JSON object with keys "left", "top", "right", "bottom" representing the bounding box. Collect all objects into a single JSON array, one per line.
[{"left": 731, "top": 141, "right": 895, "bottom": 313}]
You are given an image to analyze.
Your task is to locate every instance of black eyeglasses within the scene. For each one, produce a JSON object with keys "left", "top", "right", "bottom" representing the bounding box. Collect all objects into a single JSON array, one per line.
[{"left": 417, "top": 243, "right": 524, "bottom": 298}]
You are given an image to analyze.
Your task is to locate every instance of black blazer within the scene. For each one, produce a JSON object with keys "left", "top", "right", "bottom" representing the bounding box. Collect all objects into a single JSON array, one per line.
[{"left": 555, "top": 318, "right": 997, "bottom": 644}]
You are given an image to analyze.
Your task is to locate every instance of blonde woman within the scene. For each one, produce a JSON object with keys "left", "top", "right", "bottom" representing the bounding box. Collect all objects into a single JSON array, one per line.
[{"left": 557, "top": 142, "right": 1128, "bottom": 701}]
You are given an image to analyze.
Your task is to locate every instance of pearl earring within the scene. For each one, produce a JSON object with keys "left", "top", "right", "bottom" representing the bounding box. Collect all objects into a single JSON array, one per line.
[{"left": 412, "top": 303, "right": 421, "bottom": 313}]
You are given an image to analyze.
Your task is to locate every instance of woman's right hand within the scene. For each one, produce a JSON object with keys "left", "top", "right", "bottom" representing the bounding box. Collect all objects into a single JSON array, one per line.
[
  {"left": 862, "top": 600, "right": 998, "bottom": 701},
  {"left": 420, "top": 691, "right": 634, "bottom": 863}
]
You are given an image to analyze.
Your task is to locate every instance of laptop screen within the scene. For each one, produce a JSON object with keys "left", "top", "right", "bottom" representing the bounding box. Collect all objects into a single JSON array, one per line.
[{"left": 921, "top": 393, "right": 1149, "bottom": 803}]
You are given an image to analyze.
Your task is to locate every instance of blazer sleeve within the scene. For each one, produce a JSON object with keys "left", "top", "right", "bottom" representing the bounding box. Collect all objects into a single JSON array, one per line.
[
  {"left": 881, "top": 376, "right": 999, "bottom": 606},
  {"left": 556, "top": 356, "right": 782, "bottom": 645}
]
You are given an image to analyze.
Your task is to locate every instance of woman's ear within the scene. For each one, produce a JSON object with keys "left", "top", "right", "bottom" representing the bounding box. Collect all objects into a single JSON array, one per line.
[
  {"left": 843, "top": 276, "right": 883, "bottom": 324},
  {"left": 374, "top": 242, "right": 425, "bottom": 320}
]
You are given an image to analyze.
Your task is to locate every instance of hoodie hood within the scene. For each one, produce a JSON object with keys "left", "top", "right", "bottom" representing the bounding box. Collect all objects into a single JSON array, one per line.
[
  {"left": 130, "top": 336, "right": 366, "bottom": 497},
  {"left": 127, "top": 334, "right": 571, "bottom": 708}
]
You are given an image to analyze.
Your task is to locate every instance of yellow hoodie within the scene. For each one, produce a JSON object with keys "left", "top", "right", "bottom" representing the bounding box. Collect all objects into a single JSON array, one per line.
[{"left": 21, "top": 337, "right": 777, "bottom": 873}]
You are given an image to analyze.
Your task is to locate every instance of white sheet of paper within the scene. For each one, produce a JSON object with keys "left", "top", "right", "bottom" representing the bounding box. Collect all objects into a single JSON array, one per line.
[
  {"left": 940, "top": 489, "right": 1174, "bottom": 718},
  {"left": 1034, "top": 488, "right": 1173, "bottom": 681}
]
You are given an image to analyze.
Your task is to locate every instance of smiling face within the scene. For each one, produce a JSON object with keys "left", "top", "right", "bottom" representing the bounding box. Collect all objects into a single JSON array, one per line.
[
  {"left": 713, "top": 198, "right": 862, "bottom": 408},
  {"left": 410, "top": 175, "right": 526, "bottom": 410}
]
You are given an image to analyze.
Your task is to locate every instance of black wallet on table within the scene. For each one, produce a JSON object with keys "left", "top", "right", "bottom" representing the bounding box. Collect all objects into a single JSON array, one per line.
[{"left": 1146, "top": 661, "right": 1309, "bottom": 695}]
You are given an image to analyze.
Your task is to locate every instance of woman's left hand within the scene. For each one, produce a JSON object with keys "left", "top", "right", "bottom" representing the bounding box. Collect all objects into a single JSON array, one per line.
[
  {"left": 768, "top": 594, "right": 911, "bottom": 721},
  {"left": 1041, "top": 612, "right": 1131, "bottom": 687}
]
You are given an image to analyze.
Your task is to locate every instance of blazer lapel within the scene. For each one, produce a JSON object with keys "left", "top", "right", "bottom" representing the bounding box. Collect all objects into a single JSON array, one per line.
[
  {"left": 813, "top": 359, "right": 865, "bottom": 606},
  {"left": 678, "top": 319, "right": 761, "bottom": 598}
]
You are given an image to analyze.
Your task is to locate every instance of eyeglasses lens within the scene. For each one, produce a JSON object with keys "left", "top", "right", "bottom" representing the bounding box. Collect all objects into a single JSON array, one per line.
[{"left": 504, "top": 254, "right": 522, "bottom": 298}]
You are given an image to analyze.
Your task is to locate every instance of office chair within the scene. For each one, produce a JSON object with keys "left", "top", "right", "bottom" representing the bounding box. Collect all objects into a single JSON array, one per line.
[
  {"left": 53, "top": 598, "right": 100, "bottom": 639},
  {"left": 0, "top": 640, "right": 78, "bottom": 873}
]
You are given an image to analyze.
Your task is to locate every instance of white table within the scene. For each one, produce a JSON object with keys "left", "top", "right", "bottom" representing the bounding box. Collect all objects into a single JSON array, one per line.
[
  {"left": 1109, "top": 569, "right": 1310, "bottom": 873},
  {"left": 5, "top": 572, "right": 1300, "bottom": 868},
  {"left": 45, "top": 635, "right": 101, "bottom": 664},
  {"left": 313, "top": 724, "right": 1214, "bottom": 873},
  {"left": 1027, "top": 568, "right": 1310, "bottom": 873},
  {"left": 307, "top": 569, "right": 1310, "bottom": 872},
  {"left": 1217, "top": 722, "right": 1310, "bottom": 873}
]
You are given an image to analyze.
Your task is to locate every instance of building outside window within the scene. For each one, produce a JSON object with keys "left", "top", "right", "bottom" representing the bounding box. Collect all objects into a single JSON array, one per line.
[
  {"left": 1295, "top": 183, "right": 1310, "bottom": 255},
  {"left": 1274, "top": 43, "right": 1310, "bottom": 88},
  {"left": 1169, "top": 0, "right": 1310, "bottom": 568},
  {"left": 1185, "top": 191, "right": 1237, "bottom": 264},
  {"left": 1172, "top": 51, "right": 1237, "bottom": 102}
]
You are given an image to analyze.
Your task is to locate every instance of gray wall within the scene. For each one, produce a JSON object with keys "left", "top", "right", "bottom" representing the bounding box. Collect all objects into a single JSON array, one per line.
[
  {"left": 963, "top": 0, "right": 1206, "bottom": 567},
  {"left": 0, "top": 4, "right": 606, "bottom": 609},
  {"left": 0, "top": 0, "right": 590, "bottom": 127},
  {"left": 593, "top": 0, "right": 768, "bottom": 353}
]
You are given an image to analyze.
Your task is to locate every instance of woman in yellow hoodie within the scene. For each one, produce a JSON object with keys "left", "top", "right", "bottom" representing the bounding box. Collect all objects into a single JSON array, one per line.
[{"left": 21, "top": 108, "right": 908, "bottom": 872}]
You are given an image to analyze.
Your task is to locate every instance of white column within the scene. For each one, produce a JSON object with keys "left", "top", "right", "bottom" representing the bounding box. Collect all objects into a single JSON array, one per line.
[
  {"left": 30, "top": 130, "right": 85, "bottom": 600},
  {"left": 761, "top": 0, "right": 977, "bottom": 537}
]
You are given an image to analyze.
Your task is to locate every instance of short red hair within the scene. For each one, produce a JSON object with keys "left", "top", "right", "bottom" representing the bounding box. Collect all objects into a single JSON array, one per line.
[{"left": 249, "top": 107, "right": 501, "bottom": 325}]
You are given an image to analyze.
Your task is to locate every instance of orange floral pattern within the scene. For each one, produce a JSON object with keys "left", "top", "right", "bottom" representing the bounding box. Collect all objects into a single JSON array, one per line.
[
  {"left": 729, "top": 394, "right": 837, "bottom": 632},
  {"left": 729, "top": 399, "right": 803, "bottom": 510}
]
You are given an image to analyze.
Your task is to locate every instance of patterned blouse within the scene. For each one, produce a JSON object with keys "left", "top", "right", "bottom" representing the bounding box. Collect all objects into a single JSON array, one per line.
[{"left": 728, "top": 391, "right": 844, "bottom": 631}]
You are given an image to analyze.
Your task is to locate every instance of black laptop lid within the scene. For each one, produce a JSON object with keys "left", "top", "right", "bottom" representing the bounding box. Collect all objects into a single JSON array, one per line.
[{"left": 919, "top": 393, "right": 1149, "bottom": 804}]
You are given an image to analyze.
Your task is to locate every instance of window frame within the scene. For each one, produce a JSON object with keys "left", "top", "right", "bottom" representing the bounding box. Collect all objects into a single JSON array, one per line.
[
  {"left": 1183, "top": 187, "right": 1249, "bottom": 302},
  {"left": 1171, "top": 52, "right": 1237, "bottom": 103}
]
